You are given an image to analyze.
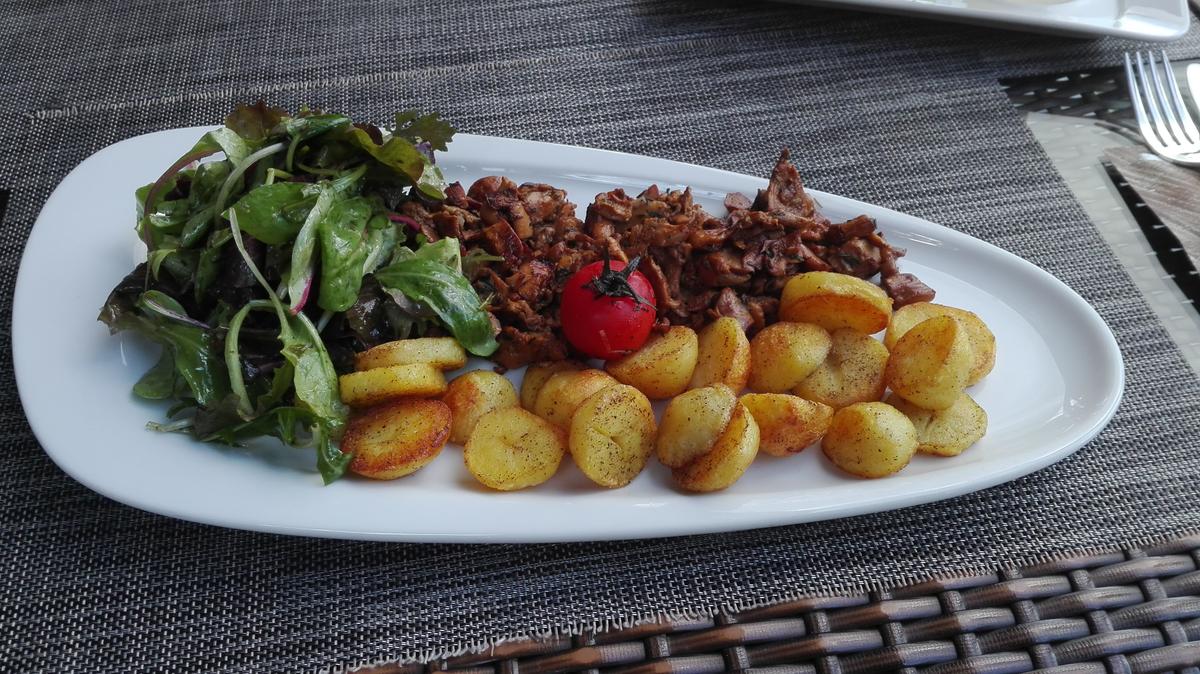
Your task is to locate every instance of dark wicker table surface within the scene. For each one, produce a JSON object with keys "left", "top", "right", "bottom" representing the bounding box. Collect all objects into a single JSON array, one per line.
[{"left": 365, "top": 535, "right": 1200, "bottom": 674}]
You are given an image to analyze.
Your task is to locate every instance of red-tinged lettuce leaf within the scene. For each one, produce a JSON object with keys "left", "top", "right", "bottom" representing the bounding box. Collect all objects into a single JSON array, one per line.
[{"left": 225, "top": 101, "right": 286, "bottom": 142}]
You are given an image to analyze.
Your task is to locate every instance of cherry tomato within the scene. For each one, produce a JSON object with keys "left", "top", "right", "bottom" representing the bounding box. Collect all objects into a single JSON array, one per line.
[{"left": 560, "top": 255, "right": 657, "bottom": 360}]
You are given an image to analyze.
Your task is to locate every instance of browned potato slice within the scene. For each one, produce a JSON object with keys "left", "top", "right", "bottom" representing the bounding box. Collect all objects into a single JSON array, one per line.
[
  {"left": 569, "top": 384, "right": 657, "bottom": 488},
  {"left": 689, "top": 317, "right": 751, "bottom": 392},
  {"left": 884, "top": 303, "right": 996, "bottom": 385},
  {"left": 343, "top": 399, "right": 451, "bottom": 479},
  {"left": 464, "top": 408, "right": 567, "bottom": 491},
  {"left": 673, "top": 402, "right": 760, "bottom": 492},
  {"left": 656, "top": 384, "right": 738, "bottom": 468},
  {"left": 885, "top": 316, "right": 971, "bottom": 410},
  {"left": 520, "top": 360, "right": 584, "bottom": 411},
  {"left": 821, "top": 402, "right": 917, "bottom": 478},
  {"left": 886, "top": 392, "right": 988, "bottom": 457},
  {"left": 793, "top": 328, "right": 888, "bottom": 409},
  {"left": 606, "top": 326, "right": 699, "bottom": 399},
  {"left": 443, "top": 370, "right": 519, "bottom": 445},
  {"left": 532, "top": 368, "right": 618, "bottom": 428},
  {"left": 354, "top": 337, "right": 467, "bottom": 371},
  {"left": 740, "top": 393, "right": 833, "bottom": 457},
  {"left": 779, "top": 272, "right": 893, "bottom": 334},
  {"left": 338, "top": 363, "right": 447, "bottom": 408},
  {"left": 748, "top": 322, "right": 832, "bottom": 392}
]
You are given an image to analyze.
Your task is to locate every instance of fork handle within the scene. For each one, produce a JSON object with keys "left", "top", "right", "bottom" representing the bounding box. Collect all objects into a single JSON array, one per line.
[{"left": 1190, "top": 64, "right": 1200, "bottom": 113}]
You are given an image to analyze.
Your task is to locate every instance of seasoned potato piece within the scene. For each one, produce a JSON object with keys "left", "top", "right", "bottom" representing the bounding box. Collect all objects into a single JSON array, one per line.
[
  {"left": 338, "top": 363, "right": 447, "bottom": 408},
  {"left": 443, "top": 370, "right": 519, "bottom": 445},
  {"left": 656, "top": 385, "right": 738, "bottom": 468},
  {"left": 740, "top": 393, "right": 833, "bottom": 457},
  {"left": 532, "top": 368, "right": 618, "bottom": 428},
  {"left": 354, "top": 337, "right": 467, "bottom": 372},
  {"left": 606, "top": 326, "right": 699, "bottom": 399},
  {"left": 569, "top": 384, "right": 657, "bottom": 488},
  {"left": 821, "top": 402, "right": 917, "bottom": 478},
  {"left": 793, "top": 328, "right": 888, "bottom": 409},
  {"left": 464, "top": 408, "right": 567, "bottom": 491},
  {"left": 884, "top": 303, "right": 995, "bottom": 385},
  {"left": 520, "top": 360, "right": 584, "bottom": 411},
  {"left": 673, "top": 402, "right": 760, "bottom": 492},
  {"left": 886, "top": 392, "right": 988, "bottom": 457},
  {"left": 689, "top": 317, "right": 751, "bottom": 391},
  {"left": 343, "top": 399, "right": 451, "bottom": 479},
  {"left": 885, "top": 316, "right": 971, "bottom": 410},
  {"left": 748, "top": 322, "right": 832, "bottom": 392},
  {"left": 779, "top": 272, "right": 893, "bottom": 334}
]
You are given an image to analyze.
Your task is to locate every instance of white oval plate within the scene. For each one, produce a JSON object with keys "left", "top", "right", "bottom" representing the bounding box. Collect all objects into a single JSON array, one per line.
[{"left": 13, "top": 128, "right": 1124, "bottom": 543}]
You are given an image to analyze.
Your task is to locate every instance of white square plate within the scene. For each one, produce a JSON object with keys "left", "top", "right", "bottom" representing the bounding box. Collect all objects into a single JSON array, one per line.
[{"left": 776, "top": 0, "right": 1191, "bottom": 41}]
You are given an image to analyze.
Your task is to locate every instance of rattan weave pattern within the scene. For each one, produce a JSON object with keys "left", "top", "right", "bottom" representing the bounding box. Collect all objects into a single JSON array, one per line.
[{"left": 355, "top": 536, "right": 1200, "bottom": 674}]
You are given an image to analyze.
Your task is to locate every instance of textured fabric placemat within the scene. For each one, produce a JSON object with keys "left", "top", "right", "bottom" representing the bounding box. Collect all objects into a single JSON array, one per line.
[{"left": 3, "top": 2, "right": 1200, "bottom": 673}]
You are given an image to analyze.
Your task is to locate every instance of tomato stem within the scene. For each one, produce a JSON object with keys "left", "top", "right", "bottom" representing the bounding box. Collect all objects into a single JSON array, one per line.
[{"left": 585, "top": 249, "right": 653, "bottom": 309}]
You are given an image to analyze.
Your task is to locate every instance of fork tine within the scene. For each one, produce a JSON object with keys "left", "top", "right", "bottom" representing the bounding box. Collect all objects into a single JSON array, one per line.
[
  {"left": 1145, "top": 51, "right": 1190, "bottom": 147},
  {"left": 1135, "top": 52, "right": 1179, "bottom": 150},
  {"left": 1159, "top": 51, "right": 1200, "bottom": 145},
  {"left": 1126, "top": 53, "right": 1168, "bottom": 153}
]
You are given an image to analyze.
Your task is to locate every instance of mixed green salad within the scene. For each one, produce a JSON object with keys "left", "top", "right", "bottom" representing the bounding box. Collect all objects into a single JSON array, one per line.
[{"left": 100, "top": 103, "right": 497, "bottom": 483}]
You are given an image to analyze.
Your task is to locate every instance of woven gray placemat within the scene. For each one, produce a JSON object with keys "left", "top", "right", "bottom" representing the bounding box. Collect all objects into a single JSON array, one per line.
[{"left": 2, "top": 2, "right": 1200, "bottom": 673}]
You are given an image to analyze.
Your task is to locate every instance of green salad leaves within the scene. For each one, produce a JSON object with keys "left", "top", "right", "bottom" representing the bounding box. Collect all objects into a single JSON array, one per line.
[{"left": 100, "top": 103, "right": 497, "bottom": 484}]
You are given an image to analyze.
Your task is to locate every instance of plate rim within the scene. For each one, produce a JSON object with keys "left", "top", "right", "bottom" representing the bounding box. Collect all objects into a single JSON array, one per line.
[
  {"left": 12, "top": 127, "right": 1126, "bottom": 542},
  {"left": 775, "top": 0, "right": 1191, "bottom": 42}
]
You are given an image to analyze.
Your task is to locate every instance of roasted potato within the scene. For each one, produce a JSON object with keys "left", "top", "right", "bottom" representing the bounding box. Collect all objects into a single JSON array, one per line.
[
  {"left": 656, "top": 384, "right": 738, "bottom": 468},
  {"left": 443, "top": 370, "right": 519, "bottom": 445},
  {"left": 569, "top": 384, "right": 657, "bottom": 488},
  {"left": 821, "top": 402, "right": 918, "bottom": 478},
  {"left": 464, "top": 407, "right": 567, "bottom": 491},
  {"left": 793, "top": 328, "right": 888, "bottom": 409},
  {"left": 532, "top": 368, "right": 618, "bottom": 428},
  {"left": 689, "top": 317, "right": 751, "bottom": 392},
  {"left": 779, "top": 272, "right": 893, "bottom": 334},
  {"left": 747, "top": 322, "right": 832, "bottom": 392},
  {"left": 884, "top": 303, "right": 996, "bottom": 385},
  {"left": 343, "top": 399, "right": 451, "bottom": 479},
  {"left": 673, "top": 402, "right": 760, "bottom": 492},
  {"left": 338, "top": 363, "right": 447, "bottom": 408},
  {"left": 354, "top": 337, "right": 467, "bottom": 372},
  {"left": 886, "top": 392, "right": 987, "bottom": 457},
  {"left": 740, "top": 393, "right": 833, "bottom": 457},
  {"left": 606, "top": 326, "right": 699, "bottom": 399},
  {"left": 885, "top": 316, "right": 971, "bottom": 410},
  {"left": 520, "top": 360, "right": 584, "bottom": 411}
]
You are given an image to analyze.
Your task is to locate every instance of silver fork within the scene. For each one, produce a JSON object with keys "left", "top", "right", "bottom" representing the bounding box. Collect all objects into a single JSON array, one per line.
[
  {"left": 1124, "top": 50, "right": 1200, "bottom": 167},
  {"left": 1123, "top": 49, "right": 1200, "bottom": 165}
]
